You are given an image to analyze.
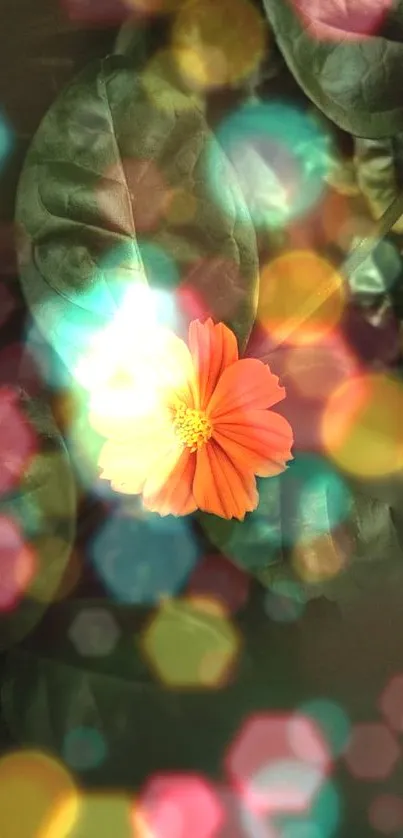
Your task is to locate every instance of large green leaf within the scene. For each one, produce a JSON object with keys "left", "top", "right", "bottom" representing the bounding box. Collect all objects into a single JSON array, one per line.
[
  {"left": 261, "top": 0, "right": 403, "bottom": 139},
  {"left": 16, "top": 53, "right": 259, "bottom": 374}
]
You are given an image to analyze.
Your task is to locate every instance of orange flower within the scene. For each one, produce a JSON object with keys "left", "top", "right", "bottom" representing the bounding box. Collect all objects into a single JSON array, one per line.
[{"left": 92, "top": 318, "right": 293, "bottom": 520}]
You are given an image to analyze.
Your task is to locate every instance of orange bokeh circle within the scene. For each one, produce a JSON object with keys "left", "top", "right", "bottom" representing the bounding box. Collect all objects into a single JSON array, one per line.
[
  {"left": 321, "top": 372, "right": 403, "bottom": 478},
  {"left": 258, "top": 250, "right": 346, "bottom": 347}
]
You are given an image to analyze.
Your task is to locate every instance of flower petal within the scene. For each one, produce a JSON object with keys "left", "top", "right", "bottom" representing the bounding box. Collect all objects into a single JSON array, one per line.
[
  {"left": 188, "top": 318, "right": 238, "bottom": 409},
  {"left": 143, "top": 447, "right": 197, "bottom": 516},
  {"left": 213, "top": 409, "right": 294, "bottom": 477},
  {"left": 90, "top": 404, "right": 173, "bottom": 444},
  {"left": 193, "top": 439, "right": 258, "bottom": 520},
  {"left": 98, "top": 435, "right": 170, "bottom": 495},
  {"left": 207, "top": 358, "right": 286, "bottom": 419},
  {"left": 158, "top": 330, "right": 198, "bottom": 408},
  {"left": 97, "top": 412, "right": 181, "bottom": 494}
]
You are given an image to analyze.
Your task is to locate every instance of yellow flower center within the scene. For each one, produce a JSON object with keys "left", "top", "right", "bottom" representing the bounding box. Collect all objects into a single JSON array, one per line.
[{"left": 172, "top": 402, "right": 212, "bottom": 452}]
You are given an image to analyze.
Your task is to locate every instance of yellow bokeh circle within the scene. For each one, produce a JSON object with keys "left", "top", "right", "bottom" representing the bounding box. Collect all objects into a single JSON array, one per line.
[
  {"left": 321, "top": 372, "right": 403, "bottom": 478},
  {"left": 0, "top": 750, "right": 79, "bottom": 838},
  {"left": 172, "top": 0, "right": 267, "bottom": 90},
  {"left": 258, "top": 250, "right": 346, "bottom": 346}
]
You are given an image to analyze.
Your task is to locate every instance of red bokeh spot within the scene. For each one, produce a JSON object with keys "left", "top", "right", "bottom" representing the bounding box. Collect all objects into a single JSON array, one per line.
[
  {"left": 321, "top": 372, "right": 403, "bottom": 479},
  {"left": 0, "top": 344, "right": 43, "bottom": 395},
  {"left": 0, "top": 386, "right": 37, "bottom": 495},
  {"left": 380, "top": 674, "right": 403, "bottom": 733},
  {"left": 61, "top": 0, "right": 128, "bottom": 25},
  {"left": 344, "top": 723, "right": 399, "bottom": 781},
  {"left": 283, "top": 331, "right": 360, "bottom": 404},
  {"left": 135, "top": 773, "right": 224, "bottom": 838},
  {"left": 0, "top": 516, "right": 36, "bottom": 611},
  {"left": 187, "top": 554, "right": 250, "bottom": 616},
  {"left": 98, "top": 159, "right": 172, "bottom": 235},
  {"left": 225, "top": 713, "right": 330, "bottom": 815},
  {"left": 290, "top": 0, "right": 392, "bottom": 42},
  {"left": 369, "top": 794, "right": 403, "bottom": 834}
]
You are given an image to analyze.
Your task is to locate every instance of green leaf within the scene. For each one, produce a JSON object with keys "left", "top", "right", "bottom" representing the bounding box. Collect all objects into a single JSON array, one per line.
[
  {"left": 16, "top": 53, "right": 259, "bottom": 373},
  {"left": 261, "top": 0, "right": 403, "bottom": 139}
]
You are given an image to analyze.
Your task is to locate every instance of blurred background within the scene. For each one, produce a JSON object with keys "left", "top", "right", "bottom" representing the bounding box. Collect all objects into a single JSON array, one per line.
[{"left": 2, "top": 2, "right": 403, "bottom": 837}]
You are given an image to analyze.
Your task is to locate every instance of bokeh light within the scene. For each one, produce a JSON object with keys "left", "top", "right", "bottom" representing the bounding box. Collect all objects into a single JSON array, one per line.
[
  {"left": 29, "top": 538, "right": 81, "bottom": 603},
  {"left": 274, "top": 780, "right": 340, "bottom": 838},
  {"left": 61, "top": 0, "right": 127, "bottom": 25},
  {"left": 276, "top": 821, "right": 322, "bottom": 838},
  {"left": 225, "top": 713, "right": 330, "bottom": 815},
  {"left": 347, "top": 236, "right": 402, "bottom": 297},
  {"left": 135, "top": 773, "right": 224, "bottom": 838},
  {"left": 281, "top": 454, "right": 352, "bottom": 546},
  {"left": 123, "top": 0, "right": 183, "bottom": 14},
  {"left": 97, "top": 158, "right": 172, "bottom": 235},
  {"left": 321, "top": 372, "right": 403, "bottom": 479},
  {"left": 237, "top": 803, "right": 278, "bottom": 838},
  {"left": 23, "top": 450, "right": 77, "bottom": 522},
  {"left": 69, "top": 606, "right": 120, "bottom": 657},
  {"left": 282, "top": 332, "right": 360, "bottom": 403},
  {"left": 213, "top": 785, "right": 258, "bottom": 838},
  {"left": 164, "top": 187, "right": 198, "bottom": 226},
  {"left": 90, "top": 512, "right": 199, "bottom": 604},
  {"left": 380, "top": 673, "right": 403, "bottom": 733},
  {"left": 344, "top": 722, "right": 399, "bottom": 780},
  {"left": 290, "top": 0, "right": 392, "bottom": 42},
  {"left": 295, "top": 700, "right": 350, "bottom": 759},
  {"left": 292, "top": 526, "right": 351, "bottom": 585},
  {"left": 0, "top": 111, "right": 13, "bottom": 172},
  {"left": 258, "top": 251, "right": 345, "bottom": 347},
  {"left": 0, "top": 749, "right": 79, "bottom": 838},
  {"left": 186, "top": 553, "right": 250, "bottom": 615},
  {"left": 138, "top": 240, "right": 180, "bottom": 295},
  {"left": 172, "top": 0, "right": 266, "bottom": 91},
  {"left": 0, "top": 385, "right": 37, "bottom": 495},
  {"left": 0, "top": 516, "right": 36, "bottom": 612},
  {"left": 73, "top": 281, "right": 182, "bottom": 402},
  {"left": 209, "top": 102, "right": 334, "bottom": 229},
  {"left": 264, "top": 580, "right": 305, "bottom": 623},
  {"left": 42, "top": 239, "right": 180, "bottom": 386},
  {"left": 141, "top": 596, "right": 241, "bottom": 688},
  {"left": 68, "top": 792, "right": 133, "bottom": 838},
  {"left": 200, "top": 474, "right": 283, "bottom": 572},
  {"left": 62, "top": 727, "right": 107, "bottom": 772},
  {"left": 141, "top": 48, "right": 203, "bottom": 112},
  {"left": 0, "top": 340, "right": 49, "bottom": 396},
  {"left": 369, "top": 793, "right": 403, "bottom": 834}
]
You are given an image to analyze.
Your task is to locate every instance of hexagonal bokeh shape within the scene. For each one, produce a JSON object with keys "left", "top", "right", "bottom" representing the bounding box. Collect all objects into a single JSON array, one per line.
[
  {"left": 0, "top": 749, "right": 79, "bottom": 838},
  {"left": 380, "top": 673, "right": 403, "bottom": 733},
  {"left": 344, "top": 723, "right": 400, "bottom": 781},
  {"left": 62, "top": 726, "right": 107, "bottom": 772},
  {"left": 69, "top": 607, "right": 120, "bottom": 657},
  {"left": 90, "top": 511, "right": 199, "bottom": 605},
  {"left": 134, "top": 773, "right": 224, "bottom": 838},
  {"left": 225, "top": 713, "right": 330, "bottom": 815},
  {"left": 141, "top": 597, "right": 241, "bottom": 689},
  {"left": 369, "top": 794, "right": 403, "bottom": 835},
  {"left": 68, "top": 792, "right": 133, "bottom": 838}
]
